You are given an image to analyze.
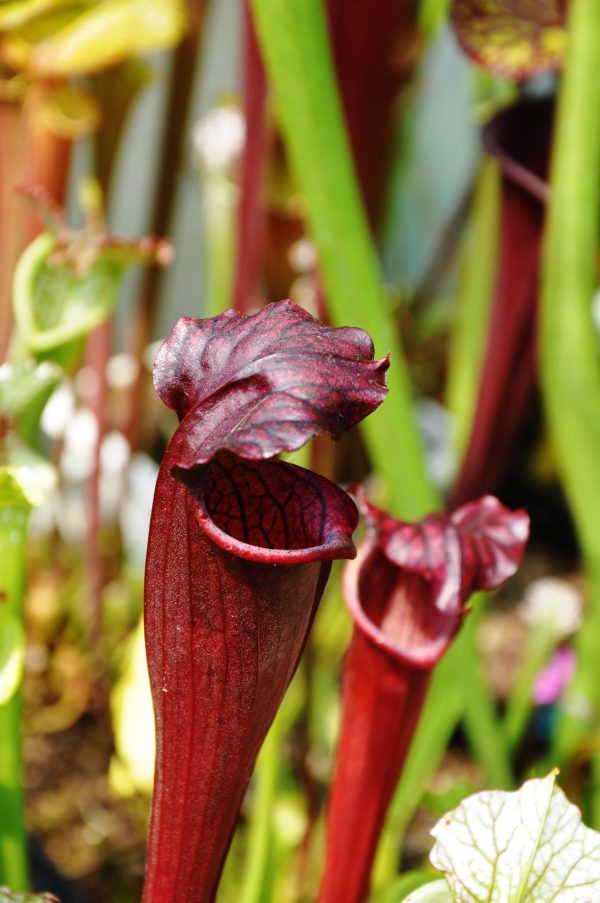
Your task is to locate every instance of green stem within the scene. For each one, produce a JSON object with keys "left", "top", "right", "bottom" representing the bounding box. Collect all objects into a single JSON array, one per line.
[
  {"left": 203, "top": 177, "right": 238, "bottom": 318},
  {"left": 372, "top": 642, "right": 464, "bottom": 888},
  {"left": 373, "top": 603, "right": 511, "bottom": 890},
  {"left": 538, "top": 0, "right": 600, "bottom": 808},
  {"left": 0, "top": 507, "right": 29, "bottom": 890},
  {"left": 238, "top": 709, "right": 283, "bottom": 903},
  {"left": 504, "top": 629, "right": 554, "bottom": 752},
  {"left": 459, "top": 602, "right": 512, "bottom": 788},
  {"left": 249, "top": 0, "right": 438, "bottom": 519}
]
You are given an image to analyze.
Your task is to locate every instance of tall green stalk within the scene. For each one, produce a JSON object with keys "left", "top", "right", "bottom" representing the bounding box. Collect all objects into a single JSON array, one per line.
[
  {"left": 538, "top": 0, "right": 600, "bottom": 801},
  {"left": 249, "top": 3, "right": 507, "bottom": 883},
  {"left": 250, "top": 0, "right": 438, "bottom": 519},
  {"left": 0, "top": 500, "right": 29, "bottom": 889},
  {"left": 238, "top": 710, "right": 283, "bottom": 903}
]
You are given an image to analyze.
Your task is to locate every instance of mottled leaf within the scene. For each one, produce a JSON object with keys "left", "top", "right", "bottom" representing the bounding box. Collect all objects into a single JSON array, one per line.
[
  {"left": 430, "top": 772, "right": 600, "bottom": 901},
  {"left": 154, "top": 300, "right": 389, "bottom": 473},
  {"left": 452, "top": 0, "right": 567, "bottom": 80}
]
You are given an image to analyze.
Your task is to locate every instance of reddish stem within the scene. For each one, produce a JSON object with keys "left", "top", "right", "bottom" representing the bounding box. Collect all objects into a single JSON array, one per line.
[
  {"left": 0, "top": 86, "right": 73, "bottom": 360},
  {"left": 233, "top": 3, "right": 270, "bottom": 314},
  {"left": 0, "top": 99, "right": 22, "bottom": 360},
  {"left": 318, "top": 631, "right": 430, "bottom": 903},
  {"left": 450, "top": 98, "right": 552, "bottom": 506},
  {"left": 84, "top": 319, "right": 111, "bottom": 648},
  {"left": 326, "top": 0, "right": 422, "bottom": 229}
]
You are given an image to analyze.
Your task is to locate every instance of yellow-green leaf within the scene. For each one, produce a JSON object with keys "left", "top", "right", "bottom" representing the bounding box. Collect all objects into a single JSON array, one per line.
[
  {"left": 0, "top": 359, "right": 61, "bottom": 416},
  {"left": 25, "top": 0, "right": 186, "bottom": 76},
  {"left": 0, "top": 0, "right": 73, "bottom": 31},
  {"left": 0, "top": 446, "right": 56, "bottom": 509},
  {"left": 13, "top": 231, "right": 125, "bottom": 351},
  {"left": 36, "top": 83, "right": 102, "bottom": 139}
]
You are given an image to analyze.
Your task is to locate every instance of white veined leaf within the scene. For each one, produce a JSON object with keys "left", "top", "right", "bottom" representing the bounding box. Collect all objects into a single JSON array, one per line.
[
  {"left": 428, "top": 772, "right": 600, "bottom": 902},
  {"left": 402, "top": 879, "right": 453, "bottom": 902},
  {"left": 0, "top": 604, "right": 25, "bottom": 704}
]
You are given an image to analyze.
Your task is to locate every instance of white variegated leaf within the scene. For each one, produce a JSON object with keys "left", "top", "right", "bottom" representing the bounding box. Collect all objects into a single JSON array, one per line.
[{"left": 429, "top": 772, "right": 600, "bottom": 902}]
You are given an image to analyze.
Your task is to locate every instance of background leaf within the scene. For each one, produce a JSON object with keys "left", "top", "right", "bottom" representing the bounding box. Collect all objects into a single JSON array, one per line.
[
  {"left": 429, "top": 773, "right": 600, "bottom": 901},
  {"left": 0, "top": 445, "right": 56, "bottom": 509},
  {"left": 13, "top": 232, "right": 124, "bottom": 352},
  {"left": 0, "top": 0, "right": 71, "bottom": 31},
  {"left": 1, "top": 0, "right": 186, "bottom": 76},
  {"left": 0, "top": 360, "right": 61, "bottom": 417}
]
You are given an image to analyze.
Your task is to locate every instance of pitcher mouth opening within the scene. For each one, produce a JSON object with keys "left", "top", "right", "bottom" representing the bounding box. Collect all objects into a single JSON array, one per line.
[
  {"left": 177, "top": 451, "right": 358, "bottom": 565},
  {"left": 343, "top": 538, "right": 459, "bottom": 670}
]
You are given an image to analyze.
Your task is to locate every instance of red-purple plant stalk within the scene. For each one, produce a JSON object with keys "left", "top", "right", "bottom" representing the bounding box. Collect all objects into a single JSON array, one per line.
[
  {"left": 318, "top": 490, "right": 529, "bottom": 903},
  {"left": 451, "top": 97, "right": 552, "bottom": 506},
  {"left": 326, "top": 0, "right": 422, "bottom": 230},
  {"left": 233, "top": 3, "right": 269, "bottom": 315},
  {"left": 0, "top": 88, "right": 75, "bottom": 359},
  {"left": 142, "top": 300, "right": 388, "bottom": 902}
]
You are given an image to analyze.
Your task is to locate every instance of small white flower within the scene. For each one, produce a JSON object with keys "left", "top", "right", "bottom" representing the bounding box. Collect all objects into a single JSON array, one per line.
[
  {"left": 192, "top": 104, "right": 245, "bottom": 174},
  {"left": 519, "top": 576, "right": 583, "bottom": 639}
]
